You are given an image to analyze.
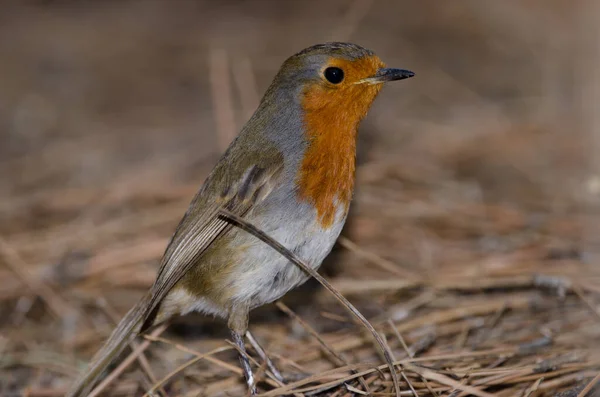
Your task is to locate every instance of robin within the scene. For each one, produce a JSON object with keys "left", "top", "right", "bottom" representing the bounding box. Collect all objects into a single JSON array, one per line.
[{"left": 67, "top": 42, "right": 414, "bottom": 396}]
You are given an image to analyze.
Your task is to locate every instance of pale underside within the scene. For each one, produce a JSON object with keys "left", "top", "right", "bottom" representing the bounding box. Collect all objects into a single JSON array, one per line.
[{"left": 160, "top": 195, "right": 348, "bottom": 320}]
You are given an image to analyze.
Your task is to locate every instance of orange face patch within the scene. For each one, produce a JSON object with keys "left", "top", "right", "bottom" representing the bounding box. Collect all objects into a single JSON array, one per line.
[{"left": 297, "top": 55, "right": 385, "bottom": 227}]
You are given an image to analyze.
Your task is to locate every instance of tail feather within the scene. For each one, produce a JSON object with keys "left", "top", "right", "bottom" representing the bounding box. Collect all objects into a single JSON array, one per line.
[{"left": 66, "top": 293, "right": 151, "bottom": 397}]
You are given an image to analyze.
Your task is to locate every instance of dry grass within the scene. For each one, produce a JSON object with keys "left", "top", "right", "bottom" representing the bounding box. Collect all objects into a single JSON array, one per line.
[{"left": 1, "top": 1, "right": 599, "bottom": 396}]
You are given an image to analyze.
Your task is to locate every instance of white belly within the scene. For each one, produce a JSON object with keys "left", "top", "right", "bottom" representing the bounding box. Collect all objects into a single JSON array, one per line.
[
  {"left": 228, "top": 201, "right": 347, "bottom": 308},
  {"left": 165, "top": 197, "right": 348, "bottom": 319}
]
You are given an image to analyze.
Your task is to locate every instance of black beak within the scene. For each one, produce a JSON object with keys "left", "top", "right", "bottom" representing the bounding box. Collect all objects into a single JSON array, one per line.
[{"left": 372, "top": 68, "right": 415, "bottom": 82}]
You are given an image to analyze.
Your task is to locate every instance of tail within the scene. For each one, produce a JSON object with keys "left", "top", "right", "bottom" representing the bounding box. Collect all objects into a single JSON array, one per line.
[{"left": 66, "top": 293, "right": 151, "bottom": 397}]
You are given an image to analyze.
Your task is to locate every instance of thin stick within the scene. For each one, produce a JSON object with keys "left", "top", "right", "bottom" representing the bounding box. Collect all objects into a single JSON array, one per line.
[
  {"left": 254, "top": 348, "right": 513, "bottom": 396},
  {"left": 219, "top": 209, "right": 402, "bottom": 397},
  {"left": 246, "top": 331, "right": 285, "bottom": 384},
  {"left": 144, "top": 334, "right": 241, "bottom": 375},
  {"left": 276, "top": 302, "right": 370, "bottom": 393},
  {"left": 380, "top": 332, "right": 418, "bottom": 397},
  {"left": 388, "top": 320, "right": 413, "bottom": 359},
  {"left": 0, "top": 237, "right": 75, "bottom": 321},
  {"left": 97, "top": 298, "right": 162, "bottom": 395},
  {"left": 276, "top": 302, "right": 349, "bottom": 367},
  {"left": 388, "top": 320, "right": 438, "bottom": 397},
  {"left": 142, "top": 345, "right": 233, "bottom": 397},
  {"left": 576, "top": 372, "right": 600, "bottom": 397},
  {"left": 573, "top": 285, "right": 600, "bottom": 323},
  {"left": 243, "top": 333, "right": 305, "bottom": 397},
  {"left": 523, "top": 377, "right": 543, "bottom": 397},
  {"left": 338, "top": 236, "right": 421, "bottom": 280},
  {"left": 403, "top": 364, "right": 495, "bottom": 397},
  {"left": 87, "top": 324, "right": 168, "bottom": 397}
]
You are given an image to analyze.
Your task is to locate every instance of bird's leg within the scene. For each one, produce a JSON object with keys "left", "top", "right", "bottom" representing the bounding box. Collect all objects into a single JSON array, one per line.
[
  {"left": 231, "top": 330, "right": 256, "bottom": 394},
  {"left": 246, "top": 330, "right": 285, "bottom": 384},
  {"left": 228, "top": 304, "right": 257, "bottom": 395}
]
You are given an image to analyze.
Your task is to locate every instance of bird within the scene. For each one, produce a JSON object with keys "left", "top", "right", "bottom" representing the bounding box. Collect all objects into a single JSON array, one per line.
[{"left": 67, "top": 42, "right": 414, "bottom": 397}]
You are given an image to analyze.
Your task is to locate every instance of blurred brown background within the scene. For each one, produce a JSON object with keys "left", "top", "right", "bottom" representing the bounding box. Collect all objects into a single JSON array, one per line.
[{"left": 1, "top": 1, "right": 599, "bottom": 396}]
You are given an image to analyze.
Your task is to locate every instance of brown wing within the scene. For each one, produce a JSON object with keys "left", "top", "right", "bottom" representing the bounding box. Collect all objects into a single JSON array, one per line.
[
  {"left": 140, "top": 164, "right": 281, "bottom": 330},
  {"left": 66, "top": 163, "right": 282, "bottom": 397}
]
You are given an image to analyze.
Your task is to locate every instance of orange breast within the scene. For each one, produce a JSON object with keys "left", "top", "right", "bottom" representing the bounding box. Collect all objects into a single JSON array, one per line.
[{"left": 296, "top": 55, "right": 384, "bottom": 227}]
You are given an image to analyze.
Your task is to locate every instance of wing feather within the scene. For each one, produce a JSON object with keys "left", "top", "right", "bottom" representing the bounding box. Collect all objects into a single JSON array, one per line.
[
  {"left": 140, "top": 163, "right": 281, "bottom": 330},
  {"left": 67, "top": 163, "right": 282, "bottom": 397}
]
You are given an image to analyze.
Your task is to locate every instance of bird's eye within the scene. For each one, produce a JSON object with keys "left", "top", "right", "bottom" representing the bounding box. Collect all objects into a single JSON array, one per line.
[{"left": 324, "top": 67, "right": 344, "bottom": 84}]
